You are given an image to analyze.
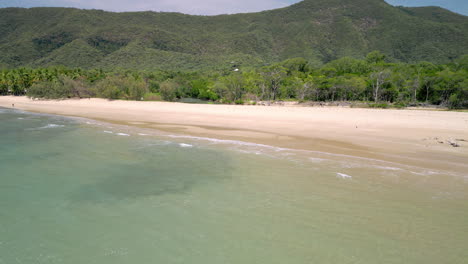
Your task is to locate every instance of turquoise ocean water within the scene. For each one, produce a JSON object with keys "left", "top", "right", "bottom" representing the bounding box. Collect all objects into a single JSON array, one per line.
[{"left": 1, "top": 107, "right": 467, "bottom": 263}]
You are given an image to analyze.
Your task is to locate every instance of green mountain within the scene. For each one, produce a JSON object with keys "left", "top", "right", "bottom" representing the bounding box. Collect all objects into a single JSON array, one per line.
[{"left": 0, "top": 0, "right": 467, "bottom": 70}]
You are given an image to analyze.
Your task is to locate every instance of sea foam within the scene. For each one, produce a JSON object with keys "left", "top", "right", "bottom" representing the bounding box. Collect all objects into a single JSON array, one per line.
[
  {"left": 37, "top": 124, "right": 65, "bottom": 129},
  {"left": 337, "top": 173, "right": 352, "bottom": 179}
]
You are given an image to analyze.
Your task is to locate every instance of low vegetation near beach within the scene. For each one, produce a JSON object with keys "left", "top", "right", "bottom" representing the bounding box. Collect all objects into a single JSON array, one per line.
[{"left": 1, "top": 52, "right": 467, "bottom": 109}]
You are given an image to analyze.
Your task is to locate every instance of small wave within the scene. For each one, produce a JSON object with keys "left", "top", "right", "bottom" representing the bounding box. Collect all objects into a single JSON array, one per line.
[
  {"left": 337, "top": 173, "right": 352, "bottom": 179},
  {"left": 138, "top": 133, "right": 149, "bottom": 136},
  {"left": 410, "top": 170, "right": 439, "bottom": 176},
  {"left": 373, "top": 165, "right": 403, "bottom": 171},
  {"left": 309, "top": 157, "right": 327, "bottom": 163},
  {"left": 17, "top": 117, "right": 24, "bottom": 120},
  {"left": 179, "top": 143, "right": 193, "bottom": 148},
  {"left": 149, "top": 141, "right": 171, "bottom": 146},
  {"left": 116, "top": 133, "right": 130, "bottom": 136},
  {"left": 37, "top": 124, "right": 65, "bottom": 129},
  {"left": 167, "top": 134, "right": 287, "bottom": 151},
  {"left": 103, "top": 131, "right": 113, "bottom": 134}
]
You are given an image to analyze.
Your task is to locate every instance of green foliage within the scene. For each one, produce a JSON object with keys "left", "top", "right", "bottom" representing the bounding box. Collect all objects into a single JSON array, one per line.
[
  {"left": 326, "top": 57, "right": 370, "bottom": 75},
  {"left": 93, "top": 75, "right": 147, "bottom": 100},
  {"left": 366, "top": 51, "right": 387, "bottom": 64},
  {"left": 0, "top": 1, "right": 467, "bottom": 70},
  {"left": 2, "top": 52, "right": 468, "bottom": 109},
  {"left": 159, "top": 80, "right": 179, "bottom": 101},
  {"left": 368, "top": 103, "right": 390, "bottom": 109},
  {"left": 27, "top": 75, "right": 79, "bottom": 99},
  {"left": 143, "top": 92, "right": 162, "bottom": 101}
]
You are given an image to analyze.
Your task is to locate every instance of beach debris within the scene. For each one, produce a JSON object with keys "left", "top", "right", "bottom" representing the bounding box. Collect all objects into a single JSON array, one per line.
[
  {"left": 456, "top": 139, "right": 467, "bottom": 142},
  {"left": 424, "top": 137, "right": 463, "bottom": 147},
  {"left": 447, "top": 140, "right": 460, "bottom": 147}
]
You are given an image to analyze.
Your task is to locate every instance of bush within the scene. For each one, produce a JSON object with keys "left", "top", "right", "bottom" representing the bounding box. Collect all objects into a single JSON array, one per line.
[
  {"left": 198, "top": 88, "right": 218, "bottom": 101},
  {"left": 93, "top": 75, "right": 148, "bottom": 100},
  {"left": 126, "top": 78, "right": 147, "bottom": 101},
  {"left": 143, "top": 92, "right": 162, "bottom": 101},
  {"left": 235, "top": 99, "right": 244, "bottom": 105},
  {"left": 28, "top": 80, "right": 71, "bottom": 99},
  {"left": 448, "top": 93, "right": 468, "bottom": 109},
  {"left": 0, "top": 82, "right": 8, "bottom": 95},
  {"left": 159, "top": 80, "right": 179, "bottom": 101},
  {"left": 148, "top": 80, "right": 160, "bottom": 93},
  {"left": 393, "top": 102, "right": 407, "bottom": 109},
  {"left": 62, "top": 76, "right": 94, "bottom": 98},
  {"left": 368, "top": 103, "right": 389, "bottom": 108},
  {"left": 94, "top": 77, "right": 122, "bottom": 99}
]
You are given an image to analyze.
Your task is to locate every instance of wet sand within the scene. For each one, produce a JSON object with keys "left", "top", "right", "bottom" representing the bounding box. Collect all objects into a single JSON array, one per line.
[{"left": 1, "top": 96, "right": 467, "bottom": 174}]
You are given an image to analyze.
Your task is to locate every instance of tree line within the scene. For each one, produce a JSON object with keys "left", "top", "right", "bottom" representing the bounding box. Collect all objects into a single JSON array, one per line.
[{"left": 1, "top": 52, "right": 467, "bottom": 109}]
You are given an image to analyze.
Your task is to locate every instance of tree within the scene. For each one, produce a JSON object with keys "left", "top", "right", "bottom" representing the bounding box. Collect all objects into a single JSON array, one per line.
[
  {"left": 366, "top": 51, "right": 386, "bottom": 64},
  {"left": 448, "top": 79, "right": 468, "bottom": 109},
  {"left": 242, "top": 71, "right": 264, "bottom": 100},
  {"left": 294, "top": 77, "right": 309, "bottom": 101},
  {"left": 326, "top": 57, "right": 370, "bottom": 75},
  {"left": 0, "top": 72, "right": 8, "bottom": 95},
  {"left": 261, "top": 65, "right": 287, "bottom": 100},
  {"left": 337, "top": 75, "right": 367, "bottom": 101},
  {"left": 280, "top": 57, "right": 309, "bottom": 74},
  {"left": 369, "top": 70, "right": 391, "bottom": 102}
]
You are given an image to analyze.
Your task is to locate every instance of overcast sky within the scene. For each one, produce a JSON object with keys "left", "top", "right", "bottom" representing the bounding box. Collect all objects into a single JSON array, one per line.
[{"left": 0, "top": 0, "right": 466, "bottom": 15}]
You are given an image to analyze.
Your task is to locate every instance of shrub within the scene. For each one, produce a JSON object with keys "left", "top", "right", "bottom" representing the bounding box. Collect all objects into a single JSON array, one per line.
[
  {"left": 148, "top": 80, "right": 160, "bottom": 93},
  {"left": 393, "top": 102, "right": 407, "bottom": 109},
  {"left": 0, "top": 82, "right": 7, "bottom": 95},
  {"left": 143, "top": 92, "right": 162, "bottom": 101},
  {"left": 126, "top": 78, "right": 147, "bottom": 101},
  {"left": 26, "top": 75, "right": 93, "bottom": 99},
  {"left": 368, "top": 103, "right": 389, "bottom": 108},
  {"left": 62, "top": 76, "right": 94, "bottom": 98},
  {"left": 94, "top": 77, "right": 122, "bottom": 99},
  {"left": 159, "top": 80, "right": 178, "bottom": 101},
  {"left": 448, "top": 93, "right": 468, "bottom": 109},
  {"left": 198, "top": 88, "right": 218, "bottom": 101},
  {"left": 93, "top": 75, "right": 148, "bottom": 100}
]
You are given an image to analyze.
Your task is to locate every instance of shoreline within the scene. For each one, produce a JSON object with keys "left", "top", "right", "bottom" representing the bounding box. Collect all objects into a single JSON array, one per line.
[{"left": 1, "top": 96, "right": 468, "bottom": 175}]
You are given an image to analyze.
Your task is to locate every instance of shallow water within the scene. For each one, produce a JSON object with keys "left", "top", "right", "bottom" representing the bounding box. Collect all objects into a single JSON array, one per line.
[{"left": 1, "top": 108, "right": 467, "bottom": 264}]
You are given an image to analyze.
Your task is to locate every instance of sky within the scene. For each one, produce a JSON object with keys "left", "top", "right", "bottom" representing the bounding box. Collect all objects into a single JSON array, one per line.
[{"left": 0, "top": 0, "right": 466, "bottom": 16}]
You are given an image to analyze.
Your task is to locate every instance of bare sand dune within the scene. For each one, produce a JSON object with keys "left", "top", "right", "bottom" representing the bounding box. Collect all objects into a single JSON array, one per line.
[{"left": 1, "top": 96, "right": 467, "bottom": 174}]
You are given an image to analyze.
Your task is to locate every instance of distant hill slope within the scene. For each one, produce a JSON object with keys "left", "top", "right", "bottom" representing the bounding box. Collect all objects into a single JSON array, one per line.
[{"left": 0, "top": 0, "right": 467, "bottom": 70}]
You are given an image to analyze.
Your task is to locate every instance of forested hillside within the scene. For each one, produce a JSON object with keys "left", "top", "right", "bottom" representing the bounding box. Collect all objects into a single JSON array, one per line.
[{"left": 0, "top": 0, "right": 467, "bottom": 70}]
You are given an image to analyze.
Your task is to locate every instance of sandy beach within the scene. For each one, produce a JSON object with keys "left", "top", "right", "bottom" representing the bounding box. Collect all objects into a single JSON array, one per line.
[{"left": 1, "top": 96, "right": 467, "bottom": 174}]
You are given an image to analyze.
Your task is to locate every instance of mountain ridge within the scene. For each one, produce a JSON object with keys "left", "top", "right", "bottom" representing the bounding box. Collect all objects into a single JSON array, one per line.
[{"left": 1, "top": 0, "right": 467, "bottom": 70}]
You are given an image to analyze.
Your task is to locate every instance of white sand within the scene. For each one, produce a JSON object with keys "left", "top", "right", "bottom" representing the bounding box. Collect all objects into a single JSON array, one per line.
[{"left": 2, "top": 96, "right": 467, "bottom": 174}]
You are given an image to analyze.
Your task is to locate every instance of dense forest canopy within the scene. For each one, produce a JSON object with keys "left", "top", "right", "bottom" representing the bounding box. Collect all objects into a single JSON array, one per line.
[
  {"left": 2, "top": 52, "right": 467, "bottom": 108},
  {"left": 0, "top": 0, "right": 467, "bottom": 70}
]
